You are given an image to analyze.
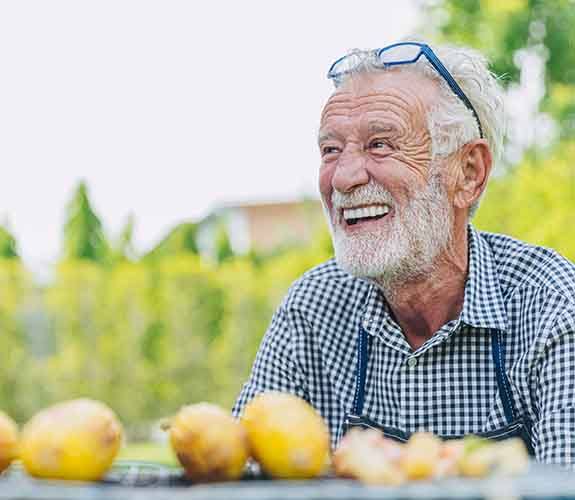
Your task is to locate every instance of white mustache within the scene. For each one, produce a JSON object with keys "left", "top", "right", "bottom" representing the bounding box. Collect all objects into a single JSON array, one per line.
[{"left": 331, "top": 181, "right": 395, "bottom": 209}]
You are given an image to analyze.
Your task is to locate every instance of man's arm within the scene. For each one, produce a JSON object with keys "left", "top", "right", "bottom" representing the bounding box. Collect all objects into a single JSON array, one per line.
[
  {"left": 532, "top": 307, "right": 575, "bottom": 466},
  {"left": 232, "top": 305, "right": 309, "bottom": 417}
]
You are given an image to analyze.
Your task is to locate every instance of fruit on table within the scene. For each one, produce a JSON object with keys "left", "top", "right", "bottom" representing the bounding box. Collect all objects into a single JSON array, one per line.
[
  {"left": 333, "top": 430, "right": 529, "bottom": 484},
  {"left": 435, "top": 439, "right": 465, "bottom": 478},
  {"left": 459, "top": 435, "right": 529, "bottom": 477},
  {"left": 168, "top": 403, "right": 249, "bottom": 482},
  {"left": 20, "top": 398, "right": 123, "bottom": 481},
  {"left": 494, "top": 438, "right": 529, "bottom": 475},
  {"left": 333, "top": 428, "right": 405, "bottom": 485},
  {"left": 402, "top": 432, "right": 442, "bottom": 480},
  {"left": 242, "top": 392, "right": 330, "bottom": 479},
  {"left": 0, "top": 411, "right": 18, "bottom": 473},
  {"left": 459, "top": 441, "right": 498, "bottom": 477}
]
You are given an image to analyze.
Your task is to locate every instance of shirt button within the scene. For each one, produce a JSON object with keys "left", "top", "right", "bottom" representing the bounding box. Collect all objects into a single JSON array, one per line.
[{"left": 407, "top": 356, "right": 418, "bottom": 368}]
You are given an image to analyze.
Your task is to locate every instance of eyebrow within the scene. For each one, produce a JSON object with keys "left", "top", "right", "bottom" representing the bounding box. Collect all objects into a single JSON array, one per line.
[
  {"left": 317, "top": 122, "right": 398, "bottom": 145},
  {"left": 317, "top": 131, "right": 337, "bottom": 145},
  {"left": 368, "top": 122, "right": 397, "bottom": 135}
]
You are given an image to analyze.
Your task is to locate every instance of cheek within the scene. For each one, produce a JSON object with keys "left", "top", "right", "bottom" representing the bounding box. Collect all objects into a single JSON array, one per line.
[
  {"left": 318, "top": 165, "right": 335, "bottom": 208},
  {"left": 401, "top": 146, "right": 432, "bottom": 176},
  {"left": 394, "top": 122, "right": 433, "bottom": 178},
  {"left": 366, "top": 159, "right": 422, "bottom": 199}
]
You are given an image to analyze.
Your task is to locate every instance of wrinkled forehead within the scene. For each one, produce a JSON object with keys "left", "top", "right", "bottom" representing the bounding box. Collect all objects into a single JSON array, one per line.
[{"left": 320, "top": 69, "right": 440, "bottom": 126}]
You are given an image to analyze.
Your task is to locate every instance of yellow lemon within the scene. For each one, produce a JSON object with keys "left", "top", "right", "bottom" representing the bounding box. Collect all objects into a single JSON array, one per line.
[
  {"left": 20, "top": 398, "right": 123, "bottom": 481},
  {"left": 168, "top": 403, "right": 249, "bottom": 482},
  {"left": 242, "top": 392, "right": 330, "bottom": 479},
  {"left": 0, "top": 411, "right": 18, "bottom": 473}
]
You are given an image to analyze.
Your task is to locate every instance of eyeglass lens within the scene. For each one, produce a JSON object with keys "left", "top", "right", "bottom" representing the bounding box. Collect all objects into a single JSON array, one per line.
[
  {"left": 378, "top": 44, "right": 421, "bottom": 65},
  {"left": 330, "top": 51, "right": 373, "bottom": 78}
]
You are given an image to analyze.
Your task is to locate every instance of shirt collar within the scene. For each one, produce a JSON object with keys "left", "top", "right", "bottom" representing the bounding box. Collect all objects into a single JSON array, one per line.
[{"left": 459, "top": 225, "right": 508, "bottom": 331}]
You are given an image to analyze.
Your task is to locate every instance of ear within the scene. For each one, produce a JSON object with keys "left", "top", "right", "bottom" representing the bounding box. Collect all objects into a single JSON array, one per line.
[{"left": 453, "top": 140, "right": 493, "bottom": 212}]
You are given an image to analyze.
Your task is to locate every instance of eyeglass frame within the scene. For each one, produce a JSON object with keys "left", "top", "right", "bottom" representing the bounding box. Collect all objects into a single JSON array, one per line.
[{"left": 327, "top": 42, "right": 484, "bottom": 139}]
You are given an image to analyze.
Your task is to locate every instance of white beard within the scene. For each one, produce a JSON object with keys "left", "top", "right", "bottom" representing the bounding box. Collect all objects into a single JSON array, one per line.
[{"left": 324, "top": 167, "right": 453, "bottom": 294}]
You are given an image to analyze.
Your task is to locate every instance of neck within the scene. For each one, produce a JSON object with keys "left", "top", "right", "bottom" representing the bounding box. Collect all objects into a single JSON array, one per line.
[{"left": 375, "top": 226, "right": 469, "bottom": 350}]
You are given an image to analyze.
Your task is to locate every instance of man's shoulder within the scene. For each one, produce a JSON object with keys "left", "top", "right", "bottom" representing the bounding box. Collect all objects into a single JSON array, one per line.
[
  {"left": 479, "top": 230, "right": 575, "bottom": 300},
  {"left": 281, "top": 258, "right": 370, "bottom": 310}
]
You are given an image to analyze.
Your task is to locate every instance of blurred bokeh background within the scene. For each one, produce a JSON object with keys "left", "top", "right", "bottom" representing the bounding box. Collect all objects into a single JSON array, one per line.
[{"left": 0, "top": 0, "right": 573, "bottom": 447}]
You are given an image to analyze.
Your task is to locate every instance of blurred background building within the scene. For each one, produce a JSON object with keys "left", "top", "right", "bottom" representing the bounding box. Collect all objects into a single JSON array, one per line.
[{"left": 197, "top": 199, "right": 324, "bottom": 257}]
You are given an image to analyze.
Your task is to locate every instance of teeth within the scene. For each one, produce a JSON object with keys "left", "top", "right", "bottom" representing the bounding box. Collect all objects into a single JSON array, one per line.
[{"left": 343, "top": 204, "right": 390, "bottom": 221}]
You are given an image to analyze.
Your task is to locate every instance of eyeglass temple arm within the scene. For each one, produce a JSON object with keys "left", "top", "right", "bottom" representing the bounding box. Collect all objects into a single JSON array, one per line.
[{"left": 424, "top": 52, "right": 484, "bottom": 139}]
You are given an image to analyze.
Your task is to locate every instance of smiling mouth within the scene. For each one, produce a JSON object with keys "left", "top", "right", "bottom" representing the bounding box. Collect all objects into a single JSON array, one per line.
[{"left": 341, "top": 204, "right": 391, "bottom": 226}]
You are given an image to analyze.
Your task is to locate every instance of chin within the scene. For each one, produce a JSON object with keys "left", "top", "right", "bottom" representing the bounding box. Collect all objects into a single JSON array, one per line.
[
  {"left": 332, "top": 225, "right": 440, "bottom": 289},
  {"left": 332, "top": 229, "right": 397, "bottom": 278}
]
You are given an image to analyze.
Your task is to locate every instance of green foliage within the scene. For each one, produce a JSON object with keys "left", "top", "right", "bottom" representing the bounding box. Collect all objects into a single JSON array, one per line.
[
  {"left": 214, "top": 223, "right": 234, "bottom": 264},
  {"left": 143, "top": 222, "right": 199, "bottom": 263},
  {"left": 111, "top": 214, "right": 136, "bottom": 263},
  {"left": 0, "top": 260, "right": 30, "bottom": 421},
  {"left": 475, "top": 141, "right": 575, "bottom": 259},
  {"left": 430, "top": 0, "right": 575, "bottom": 138},
  {"left": 0, "top": 225, "right": 19, "bottom": 259},
  {"left": 0, "top": 216, "right": 332, "bottom": 432},
  {"left": 119, "top": 442, "right": 177, "bottom": 466},
  {"left": 208, "top": 259, "right": 273, "bottom": 407},
  {"left": 63, "top": 182, "right": 109, "bottom": 262}
]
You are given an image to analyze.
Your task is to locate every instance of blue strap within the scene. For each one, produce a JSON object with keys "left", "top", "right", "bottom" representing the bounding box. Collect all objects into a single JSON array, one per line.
[
  {"left": 491, "top": 329, "right": 516, "bottom": 423},
  {"left": 352, "top": 326, "right": 370, "bottom": 415},
  {"left": 352, "top": 325, "right": 516, "bottom": 425}
]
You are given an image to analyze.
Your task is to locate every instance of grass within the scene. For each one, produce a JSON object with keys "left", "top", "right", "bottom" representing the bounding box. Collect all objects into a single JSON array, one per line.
[{"left": 118, "top": 442, "right": 178, "bottom": 467}]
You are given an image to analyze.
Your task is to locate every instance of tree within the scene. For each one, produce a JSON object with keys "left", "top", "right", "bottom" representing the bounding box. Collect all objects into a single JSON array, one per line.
[
  {"left": 475, "top": 142, "right": 575, "bottom": 258},
  {"left": 111, "top": 214, "right": 136, "bottom": 262},
  {"left": 424, "top": 0, "right": 575, "bottom": 140},
  {"left": 143, "top": 222, "right": 199, "bottom": 262},
  {"left": 214, "top": 222, "right": 234, "bottom": 264},
  {"left": 62, "top": 182, "right": 109, "bottom": 262},
  {"left": 0, "top": 224, "right": 19, "bottom": 259}
]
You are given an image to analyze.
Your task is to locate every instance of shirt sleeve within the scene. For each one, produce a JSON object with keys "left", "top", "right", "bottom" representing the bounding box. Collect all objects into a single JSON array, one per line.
[
  {"left": 531, "top": 307, "right": 575, "bottom": 466},
  {"left": 232, "top": 305, "right": 309, "bottom": 417}
]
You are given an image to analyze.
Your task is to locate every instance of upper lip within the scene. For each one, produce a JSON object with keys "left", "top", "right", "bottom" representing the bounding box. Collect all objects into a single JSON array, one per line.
[{"left": 338, "top": 203, "right": 391, "bottom": 210}]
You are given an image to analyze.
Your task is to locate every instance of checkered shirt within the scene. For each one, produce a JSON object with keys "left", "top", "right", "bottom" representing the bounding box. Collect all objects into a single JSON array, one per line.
[{"left": 233, "top": 226, "right": 575, "bottom": 467}]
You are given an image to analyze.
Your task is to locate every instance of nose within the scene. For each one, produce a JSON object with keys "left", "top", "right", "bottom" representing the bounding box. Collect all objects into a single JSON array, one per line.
[{"left": 331, "top": 149, "right": 370, "bottom": 193}]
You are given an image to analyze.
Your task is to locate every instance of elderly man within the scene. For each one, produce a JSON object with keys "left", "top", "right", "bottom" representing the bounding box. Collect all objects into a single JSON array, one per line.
[{"left": 233, "top": 41, "right": 575, "bottom": 466}]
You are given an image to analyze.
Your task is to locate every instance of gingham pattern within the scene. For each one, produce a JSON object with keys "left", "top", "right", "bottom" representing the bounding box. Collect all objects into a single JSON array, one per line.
[{"left": 233, "top": 226, "right": 575, "bottom": 467}]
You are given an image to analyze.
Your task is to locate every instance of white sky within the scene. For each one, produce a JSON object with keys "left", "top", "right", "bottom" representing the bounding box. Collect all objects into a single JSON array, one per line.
[{"left": 0, "top": 1, "right": 419, "bottom": 271}]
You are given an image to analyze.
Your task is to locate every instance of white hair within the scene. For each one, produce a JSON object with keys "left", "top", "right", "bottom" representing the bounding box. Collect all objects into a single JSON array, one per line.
[{"left": 333, "top": 41, "right": 505, "bottom": 218}]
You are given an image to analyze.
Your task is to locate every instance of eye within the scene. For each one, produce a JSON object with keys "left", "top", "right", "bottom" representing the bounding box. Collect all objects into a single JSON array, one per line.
[
  {"left": 368, "top": 139, "right": 392, "bottom": 150},
  {"left": 321, "top": 145, "right": 341, "bottom": 156}
]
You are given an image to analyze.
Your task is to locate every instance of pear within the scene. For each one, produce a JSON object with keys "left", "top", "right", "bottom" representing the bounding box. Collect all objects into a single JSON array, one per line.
[
  {"left": 20, "top": 398, "right": 123, "bottom": 481},
  {"left": 168, "top": 403, "right": 249, "bottom": 482}
]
